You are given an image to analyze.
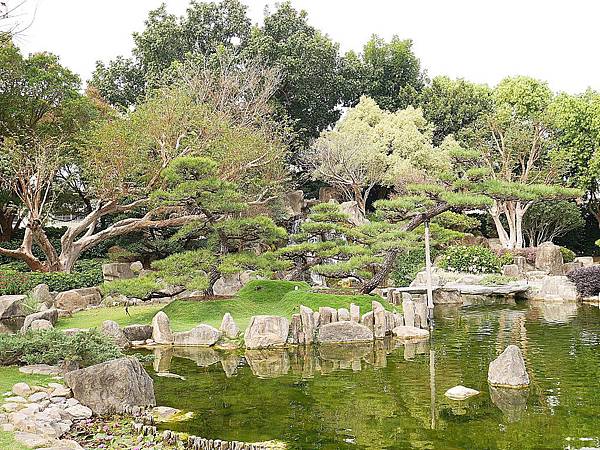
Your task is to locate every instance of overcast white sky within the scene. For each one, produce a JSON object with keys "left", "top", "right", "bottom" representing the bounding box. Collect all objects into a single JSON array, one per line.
[{"left": 7, "top": 0, "right": 600, "bottom": 93}]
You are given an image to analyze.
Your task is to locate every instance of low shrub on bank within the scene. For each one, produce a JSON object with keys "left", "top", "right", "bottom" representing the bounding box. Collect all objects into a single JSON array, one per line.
[
  {"left": 439, "top": 245, "right": 501, "bottom": 274},
  {"left": 0, "top": 329, "right": 122, "bottom": 367},
  {"left": 391, "top": 248, "right": 437, "bottom": 287},
  {"left": 566, "top": 266, "right": 600, "bottom": 297},
  {"left": 0, "top": 259, "right": 105, "bottom": 295},
  {"left": 480, "top": 274, "right": 518, "bottom": 286},
  {"left": 560, "top": 246, "right": 576, "bottom": 263}
]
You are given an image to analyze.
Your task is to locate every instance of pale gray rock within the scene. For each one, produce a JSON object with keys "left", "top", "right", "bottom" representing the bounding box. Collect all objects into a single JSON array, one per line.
[
  {"left": 574, "top": 256, "right": 594, "bottom": 267},
  {"left": 535, "top": 276, "right": 578, "bottom": 301},
  {"left": 372, "top": 301, "right": 386, "bottom": 338},
  {"left": 0, "top": 295, "right": 25, "bottom": 319},
  {"left": 339, "top": 200, "right": 369, "bottom": 226},
  {"left": 360, "top": 311, "right": 374, "bottom": 329},
  {"left": 243, "top": 315, "right": 290, "bottom": 349},
  {"left": 64, "top": 357, "right": 155, "bottom": 415},
  {"left": 393, "top": 312, "right": 404, "bottom": 328},
  {"left": 299, "top": 305, "right": 315, "bottom": 345},
  {"left": 318, "top": 307, "right": 337, "bottom": 325},
  {"left": 54, "top": 288, "right": 101, "bottom": 312},
  {"left": 563, "top": 261, "right": 583, "bottom": 274},
  {"left": 30, "top": 319, "right": 53, "bottom": 331},
  {"left": 152, "top": 311, "right": 173, "bottom": 344},
  {"left": 100, "top": 320, "right": 129, "bottom": 348},
  {"left": 432, "top": 289, "right": 462, "bottom": 305},
  {"left": 414, "top": 302, "right": 428, "bottom": 329},
  {"left": 502, "top": 264, "right": 520, "bottom": 277},
  {"left": 219, "top": 313, "right": 239, "bottom": 339},
  {"left": 130, "top": 260, "right": 144, "bottom": 273},
  {"left": 535, "top": 242, "right": 564, "bottom": 275},
  {"left": 64, "top": 404, "right": 92, "bottom": 420},
  {"left": 122, "top": 324, "right": 153, "bottom": 342},
  {"left": 287, "top": 313, "right": 302, "bottom": 345},
  {"left": 212, "top": 271, "right": 253, "bottom": 297},
  {"left": 102, "top": 262, "right": 135, "bottom": 282},
  {"left": 281, "top": 190, "right": 305, "bottom": 219},
  {"left": 19, "top": 365, "right": 61, "bottom": 376},
  {"left": 31, "top": 284, "right": 53, "bottom": 307},
  {"left": 487, "top": 345, "right": 530, "bottom": 388},
  {"left": 21, "top": 309, "right": 59, "bottom": 333},
  {"left": 349, "top": 303, "right": 360, "bottom": 322},
  {"left": 402, "top": 299, "right": 415, "bottom": 328},
  {"left": 337, "top": 308, "right": 350, "bottom": 321},
  {"left": 392, "top": 326, "right": 430, "bottom": 340},
  {"left": 12, "top": 383, "right": 32, "bottom": 397},
  {"left": 445, "top": 385, "right": 480, "bottom": 400},
  {"left": 318, "top": 321, "right": 374, "bottom": 343},
  {"left": 172, "top": 324, "right": 221, "bottom": 346}
]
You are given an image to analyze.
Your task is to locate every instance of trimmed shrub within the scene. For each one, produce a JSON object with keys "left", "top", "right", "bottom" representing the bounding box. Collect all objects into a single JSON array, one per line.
[
  {"left": 391, "top": 248, "right": 437, "bottom": 287},
  {"left": 101, "top": 275, "right": 161, "bottom": 299},
  {"left": 560, "top": 246, "right": 576, "bottom": 263},
  {"left": 0, "top": 329, "right": 122, "bottom": 367},
  {"left": 567, "top": 266, "right": 600, "bottom": 297},
  {"left": 439, "top": 245, "right": 501, "bottom": 274},
  {"left": 480, "top": 274, "right": 518, "bottom": 286}
]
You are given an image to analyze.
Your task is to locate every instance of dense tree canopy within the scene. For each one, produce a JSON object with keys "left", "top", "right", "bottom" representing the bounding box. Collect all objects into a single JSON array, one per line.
[{"left": 342, "top": 35, "right": 425, "bottom": 111}]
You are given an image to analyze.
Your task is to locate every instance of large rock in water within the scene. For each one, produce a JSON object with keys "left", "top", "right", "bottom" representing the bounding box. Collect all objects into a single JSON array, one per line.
[
  {"left": 317, "top": 321, "right": 374, "bottom": 343},
  {"left": 488, "top": 345, "right": 530, "bottom": 388},
  {"left": 535, "top": 242, "right": 564, "bottom": 275},
  {"left": 372, "top": 301, "right": 386, "bottom": 338},
  {"left": 20, "top": 308, "right": 59, "bottom": 333},
  {"left": 244, "top": 315, "right": 289, "bottom": 349},
  {"left": 152, "top": 311, "right": 173, "bottom": 344},
  {"left": 0, "top": 295, "right": 25, "bottom": 319},
  {"left": 173, "top": 324, "right": 221, "bottom": 346},
  {"left": 299, "top": 305, "right": 315, "bottom": 344},
  {"left": 535, "top": 276, "right": 578, "bottom": 301},
  {"left": 392, "top": 326, "right": 429, "bottom": 340},
  {"left": 64, "top": 357, "right": 155, "bottom": 415}
]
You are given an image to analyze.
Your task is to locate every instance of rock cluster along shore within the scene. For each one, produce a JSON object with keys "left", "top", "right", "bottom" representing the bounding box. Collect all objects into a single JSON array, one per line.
[{"left": 146, "top": 301, "right": 429, "bottom": 351}]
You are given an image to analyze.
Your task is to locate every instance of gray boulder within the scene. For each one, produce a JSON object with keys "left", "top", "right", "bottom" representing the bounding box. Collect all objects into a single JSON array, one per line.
[
  {"left": 372, "top": 301, "right": 386, "bottom": 338},
  {"left": 21, "top": 308, "right": 59, "bottom": 333},
  {"left": 318, "top": 307, "right": 337, "bottom": 325},
  {"left": 535, "top": 242, "right": 564, "bottom": 275},
  {"left": 219, "top": 313, "right": 239, "bottom": 339},
  {"left": 402, "top": 298, "right": 415, "bottom": 328},
  {"left": 337, "top": 307, "right": 350, "bottom": 321},
  {"left": 488, "top": 345, "right": 530, "bottom": 388},
  {"left": 281, "top": 190, "right": 305, "bottom": 219},
  {"left": 349, "top": 303, "right": 360, "bottom": 322},
  {"left": 339, "top": 200, "right": 369, "bottom": 226},
  {"left": 102, "top": 262, "right": 135, "bottom": 282},
  {"left": 122, "top": 324, "right": 153, "bottom": 342},
  {"left": 535, "top": 276, "right": 578, "bottom": 301},
  {"left": 54, "top": 288, "right": 101, "bottom": 312},
  {"left": 173, "top": 324, "right": 221, "bottom": 346},
  {"left": 212, "top": 271, "right": 253, "bottom": 297},
  {"left": 318, "top": 321, "right": 374, "bottom": 343},
  {"left": 130, "top": 261, "right": 144, "bottom": 273},
  {"left": 152, "top": 311, "right": 173, "bottom": 344},
  {"left": 574, "top": 256, "right": 594, "bottom": 267},
  {"left": 31, "top": 284, "right": 53, "bottom": 307},
  {"left": 287, "top": 313, "right": 302, "bottom": 345},
  {"left": 392, "top": 326, "right": 429, "bottom": 340},
  {"left": 64, "top": 357, "right": 155, "bottom": 415},
  {"left": 244, "top": 315, "right": 289, "bottom": 349},
  {"left": 0, "top": 295, "right": 25, "bottom": 319},
  {"left": 502, "top": 264, "right": 520, "bottom": 277},
  {"left": 29, "top": 319, "right": 53, "bottom": 331},
  {"left": 299, "top": 305, "right": 315, "bottom": 344},
  {"left": 100, "top": 320, "right": 129, "bottom": 348}
]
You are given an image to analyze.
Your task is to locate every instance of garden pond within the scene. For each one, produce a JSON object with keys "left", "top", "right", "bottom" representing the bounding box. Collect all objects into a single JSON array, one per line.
[{"left": 146, "top": 301, "right": 600, "bottom": 449}]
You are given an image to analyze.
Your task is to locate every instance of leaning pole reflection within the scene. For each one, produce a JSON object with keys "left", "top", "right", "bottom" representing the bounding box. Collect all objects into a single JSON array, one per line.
[{"left": 425, "top": 220, "right": 436, "bottom": 430}]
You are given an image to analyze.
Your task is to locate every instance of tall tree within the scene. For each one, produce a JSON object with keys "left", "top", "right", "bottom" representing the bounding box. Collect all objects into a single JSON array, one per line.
[
  {"left": 91, "top": 0, "right": 251, "bottom": 109},
  {"left": 465, "top": 76, "right": 581, "bottom": 249},
  {"left": 548, "top": 90, "right": 600, "bottom": 227},
  {"left": 0, "top": 59, "right": 288, "bottom": 272},
  {"left": 419, "top": 76, "right": 492, "bottom": 145},
  {"left": 245, "top": 1, "right": 345, "bottom": 146},
  {"left": 342, "top": 35, "right": 425, "bottom": 111}
]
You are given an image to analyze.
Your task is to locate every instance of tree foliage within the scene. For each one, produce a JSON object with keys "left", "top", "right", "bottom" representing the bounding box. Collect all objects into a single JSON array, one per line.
[{"left": 522, "top": 200, "right": 585, "bottom": 247}]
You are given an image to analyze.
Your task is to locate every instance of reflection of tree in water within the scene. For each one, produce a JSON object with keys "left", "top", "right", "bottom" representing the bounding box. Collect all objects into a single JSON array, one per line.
[{"left": 147, "top": 305, "right": 600, "bottom": 449}]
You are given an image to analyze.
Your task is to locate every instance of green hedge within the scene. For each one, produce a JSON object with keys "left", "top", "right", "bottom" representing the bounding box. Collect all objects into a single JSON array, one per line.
[{"left": 0, "top": 259, "right": 104, "bottom": 295}]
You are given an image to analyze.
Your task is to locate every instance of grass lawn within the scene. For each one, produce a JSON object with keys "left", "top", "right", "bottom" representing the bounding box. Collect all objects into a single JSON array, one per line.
[
  {"left": 0, "top": 366, "right": 56, "bottom": 449},
  {"left": 56, "top": 280, "right": 396, "bottom": 332}
]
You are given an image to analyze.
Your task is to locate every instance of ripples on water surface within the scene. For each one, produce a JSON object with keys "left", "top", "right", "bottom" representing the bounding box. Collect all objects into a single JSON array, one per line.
[{"left": 149, "top": 302, "right": 600, "bottom": 449}]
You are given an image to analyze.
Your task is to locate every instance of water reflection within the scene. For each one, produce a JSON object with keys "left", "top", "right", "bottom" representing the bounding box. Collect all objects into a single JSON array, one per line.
[
  {"left": 149, "top": 303, "right": 600, "bottom": 450},
  {"left": 151, "top": 338, "right": 430, "bottom": 379},
  {"left": 527, "top": 300, "right": 579, "bottom": 324}
]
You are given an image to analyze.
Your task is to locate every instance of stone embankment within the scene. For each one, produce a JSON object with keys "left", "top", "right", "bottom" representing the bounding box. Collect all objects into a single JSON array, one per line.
[{"left": 140, "top": 301, "right": 430, "bottom": 351}]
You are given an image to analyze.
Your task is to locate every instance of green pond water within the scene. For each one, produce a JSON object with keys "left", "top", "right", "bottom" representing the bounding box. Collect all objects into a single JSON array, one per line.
[{"left": 147, "top": 301, "right": 600, "bottom": 449}]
